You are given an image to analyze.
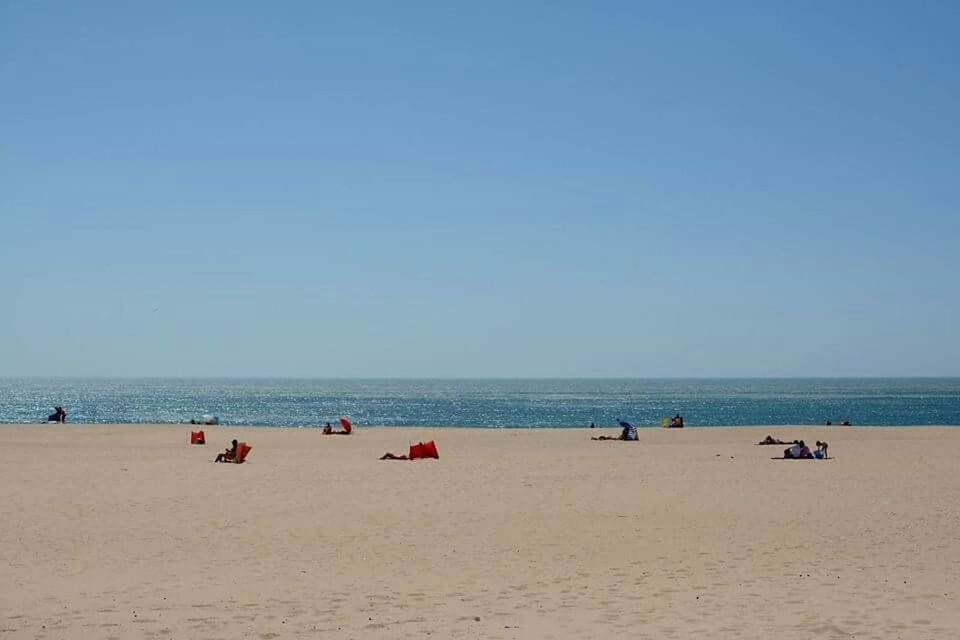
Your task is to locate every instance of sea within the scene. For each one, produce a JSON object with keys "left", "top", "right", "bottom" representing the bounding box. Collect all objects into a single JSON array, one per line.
[{"left": 1, "top": 378, "right": 959, "bottom": 427}]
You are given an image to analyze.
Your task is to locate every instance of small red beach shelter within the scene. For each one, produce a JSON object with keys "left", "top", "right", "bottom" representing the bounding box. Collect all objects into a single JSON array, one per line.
[
  {"left": 190, "top": 430, "right": 205, "bottom": 445},
  {"left": 409, "top": 440, "right": 439, "bottom": 460},
  {"left": 339, "top": 417, "right": 352, "bottom": 434}
]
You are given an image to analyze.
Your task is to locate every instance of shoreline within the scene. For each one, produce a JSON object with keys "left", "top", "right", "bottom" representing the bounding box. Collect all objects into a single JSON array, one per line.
[
  {"left": 4, "top": 421, "right": 960, "bottom": 428},
  {"left": 4, "top": 379, "right": 958, "bottom": 429}
]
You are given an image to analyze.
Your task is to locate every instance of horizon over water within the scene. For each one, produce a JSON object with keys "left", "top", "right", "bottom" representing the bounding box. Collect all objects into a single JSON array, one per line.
[{"left": 1, "top": 377, "right": 959, "bottom": 427}]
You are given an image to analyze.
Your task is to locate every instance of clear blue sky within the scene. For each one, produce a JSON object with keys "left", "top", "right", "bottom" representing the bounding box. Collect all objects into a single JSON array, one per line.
[{"left": 2, "top": 1, "right": 958, "bottom": 377}]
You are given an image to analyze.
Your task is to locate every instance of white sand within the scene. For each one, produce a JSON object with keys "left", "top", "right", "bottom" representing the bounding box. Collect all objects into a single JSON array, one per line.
[{"left": 1, "top": 424, "right": 959, "bottom": 639}]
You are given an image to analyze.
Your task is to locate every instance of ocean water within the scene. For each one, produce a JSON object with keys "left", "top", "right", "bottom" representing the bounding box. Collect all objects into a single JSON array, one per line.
[{"left": 1, "top": 378, "right": 959, "bottom": 427}]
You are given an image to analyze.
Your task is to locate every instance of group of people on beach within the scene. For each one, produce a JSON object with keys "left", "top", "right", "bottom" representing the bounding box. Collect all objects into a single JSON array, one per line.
[
  {"left": 47, "top": 406, "right": 835, "bottom": 462},
  {"left": 588, "top": 424, "right": 832, "bottom": 459},
  {"left": 209, "top": 418, "right": 351, "bottom": 463},
  {"left": 590, "top": 414, "right": 684, "bottom": 440},
  {"left": 785, "top": 440, "right": 828, "bottom": 459},
  {"left": 757, "top": 435, "right": 829, "bottom": 459}
]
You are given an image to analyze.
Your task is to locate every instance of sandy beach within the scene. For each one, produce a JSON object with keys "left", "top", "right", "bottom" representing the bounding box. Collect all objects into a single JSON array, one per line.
[{"left": 1, "top": 424, "right": 959, "bottom": 639}]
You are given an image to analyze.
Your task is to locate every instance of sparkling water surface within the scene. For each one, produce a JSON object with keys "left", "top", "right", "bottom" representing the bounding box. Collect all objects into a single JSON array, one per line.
[{"left": 1, "top": 378, "right": 958, "bottom": 427}]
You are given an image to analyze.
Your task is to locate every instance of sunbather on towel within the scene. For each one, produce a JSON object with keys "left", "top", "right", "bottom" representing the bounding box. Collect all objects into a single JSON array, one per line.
[
  {"left": 215, "top": 439, "right": 238, "bottom": 463},
  {"left": 322, "top": 422, "right": 352, "bottom": 435},
  {"left": 783, "top": 440, "right": 814, "bottom": 459},
  {"left": 379, "top": 452, "right": 409, "bottom": 460},
  {"left": 592, "top": 421, "right": 638, "bottom": 441},
  {"left": 758, "top": 435, "right": 791, "bottom": 445}
]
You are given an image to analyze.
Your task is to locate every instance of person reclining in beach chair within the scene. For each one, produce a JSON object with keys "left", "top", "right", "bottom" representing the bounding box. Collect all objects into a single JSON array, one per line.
[
  {"left": 592, "top": 421, "right": 638, "bottom": 441},
  {"left": 215, "top": 440, "right": 238, "bottom": 462},
  {"left": 214, "top": 439, "right": 251, "bottom": 463}
]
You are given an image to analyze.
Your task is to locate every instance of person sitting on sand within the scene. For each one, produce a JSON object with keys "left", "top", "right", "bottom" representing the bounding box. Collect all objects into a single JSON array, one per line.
[
  {"left": 841, "top": 420, "right": 851, "bottom": 426},
  {"left": 758, "top": 435, "right": 790, "bottom": 445},
  {"left": 47, "top": 406, "right": 66, "bottom": 423},
  {"left": 815, "top": 441, "right": 829, "bottom": 459},
  {"left": 670, "top": 414, "right": 684, "bottom": 428},
  {"left": 215, "top": 439, "right": 238, "bottom": 463},
  {"left": 592, "top": 421, "right": 638, "bottom": 441}
]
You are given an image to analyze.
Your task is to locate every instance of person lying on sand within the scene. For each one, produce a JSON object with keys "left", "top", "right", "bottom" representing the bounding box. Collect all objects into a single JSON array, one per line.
[
  {"left": 783, "top": 440, "right": 813, "bottom": 459},
  {"left": 215, "top": 439, "right": 238, "bottom": 463},
  {"left": 592, "top": 421, "right": 638, "bottom": 441},
  {"left": 379, "top": 452, "right": 409, "bottom": 460},
  {"left": 758, "top": 435, "right": 791, "bottom": 445},
  {"left": 322, "top": 418, "right": 353, "bottom": 435}
]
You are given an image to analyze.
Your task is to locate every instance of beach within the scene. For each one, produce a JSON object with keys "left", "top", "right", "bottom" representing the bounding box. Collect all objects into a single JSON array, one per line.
[{"left": 1, "top": 425, "right": 959, "bottom": 639}]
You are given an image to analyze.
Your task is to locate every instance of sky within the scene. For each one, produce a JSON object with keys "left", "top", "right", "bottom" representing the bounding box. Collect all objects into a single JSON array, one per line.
[{"left": 1, "top": 1, "right": 958, "bottom": 377}]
